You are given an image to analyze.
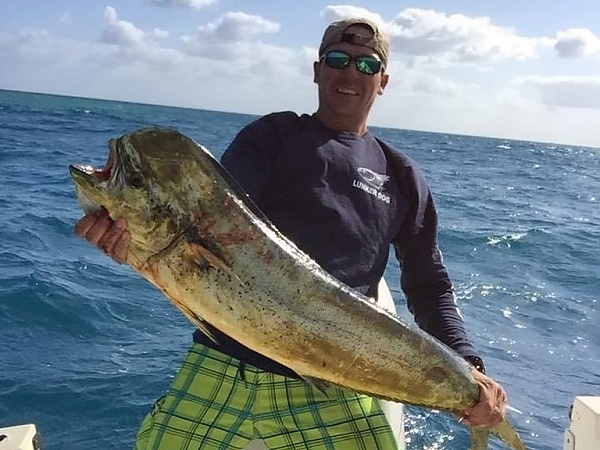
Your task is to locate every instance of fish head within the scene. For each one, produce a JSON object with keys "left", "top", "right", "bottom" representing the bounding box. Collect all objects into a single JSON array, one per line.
[{"left": 69, "top": 128, "right": 215, "bottom": 267}]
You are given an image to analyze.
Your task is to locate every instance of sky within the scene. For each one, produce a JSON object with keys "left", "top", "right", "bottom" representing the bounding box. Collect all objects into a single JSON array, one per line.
[{"left": 2, "top": 1, "right": 600, "bottom": 147}]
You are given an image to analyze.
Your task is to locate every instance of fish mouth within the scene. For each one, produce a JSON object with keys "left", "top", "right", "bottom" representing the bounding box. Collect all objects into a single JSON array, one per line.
[
  {"left": 69, "top": 139, "right": 125, "bottom": 212},
  {"left": 69, "top": 139, "right": 122, "bottom": 187}
]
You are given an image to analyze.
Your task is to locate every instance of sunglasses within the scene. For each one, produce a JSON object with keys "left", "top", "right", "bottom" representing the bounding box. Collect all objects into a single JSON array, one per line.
[{"left": 320, "top": 50, "right": 383, "bottom": 75}]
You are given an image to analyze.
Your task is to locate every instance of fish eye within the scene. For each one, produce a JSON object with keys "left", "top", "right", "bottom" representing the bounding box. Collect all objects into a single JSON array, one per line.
[{"left": 128, "top": 173, "right": 145, "bottom": 189}]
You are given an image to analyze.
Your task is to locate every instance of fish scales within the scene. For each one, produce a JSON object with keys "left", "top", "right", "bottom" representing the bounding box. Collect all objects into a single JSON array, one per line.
[{"left": 70, "top": 128, "right": 527, "bottom": 450}]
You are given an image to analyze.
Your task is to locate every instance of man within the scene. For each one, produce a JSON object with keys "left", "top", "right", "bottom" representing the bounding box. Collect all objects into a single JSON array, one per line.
[{"left": 75, "top": 17, "right": 507, "bottom": 450}]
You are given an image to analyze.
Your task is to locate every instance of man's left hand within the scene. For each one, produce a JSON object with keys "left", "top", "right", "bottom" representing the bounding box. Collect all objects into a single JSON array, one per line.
[{"left": 459, "top": 369, "right": 507, "bottom": 427}]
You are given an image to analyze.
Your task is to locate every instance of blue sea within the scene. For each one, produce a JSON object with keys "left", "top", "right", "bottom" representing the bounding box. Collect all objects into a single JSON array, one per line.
[{"left": 0, "top": 88, "right": 598, "bottom": 450}]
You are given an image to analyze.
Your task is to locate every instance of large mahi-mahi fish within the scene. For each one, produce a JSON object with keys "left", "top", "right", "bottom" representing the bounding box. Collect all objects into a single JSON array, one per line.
[{"left": 69, "top": 128, "right": 526, "bottom": 450}]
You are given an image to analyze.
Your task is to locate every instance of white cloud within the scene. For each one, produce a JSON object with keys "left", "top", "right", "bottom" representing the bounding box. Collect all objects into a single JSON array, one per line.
[
  {"left": 0, "top": 28, "right": 98, "bottom": 64},
  {"left": 321, "top": 5, "right": 385, "bottom": 26},
  {"left": 102, "top": 6, "right": 163, "bottom": 47},
  {"left": 516, "top": 75, "right": 600, "bottom": 110},
  {"left": 185, "top": 11, "right": 280, "bottom": 43},
  {"left": 320, "top": 7, "right": 553, "bottom": 65},
  {"left": 554, "top": 28, "right": 600, "bottom": 58},
  {"left": 100, "top": 7, "right": 180, "bottom": 66},
  {"left": 146, "top": 0, "right": 217, "bottom": 10},
  {"left": 409, "top": 72, "right": 476, "bottom": 98},
  {"left": 387, "top": 9, "right": 547, "bottom": 63},
  {"left": 181, "top": 11, "right": 282, "bottom": 64}
]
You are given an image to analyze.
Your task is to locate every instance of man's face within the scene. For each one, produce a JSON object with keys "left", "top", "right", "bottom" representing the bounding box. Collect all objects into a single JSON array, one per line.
[{"left": 314, "top": 25, "right": 389, "bottom": 121}]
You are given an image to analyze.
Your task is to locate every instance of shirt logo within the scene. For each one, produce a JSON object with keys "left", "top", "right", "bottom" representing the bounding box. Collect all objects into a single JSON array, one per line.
[
  {"left": 357, "top": 168, "right": 389, "bottom": 189},
  {"left": 353, "top": 167, "right": 391, "bottom": 203}
]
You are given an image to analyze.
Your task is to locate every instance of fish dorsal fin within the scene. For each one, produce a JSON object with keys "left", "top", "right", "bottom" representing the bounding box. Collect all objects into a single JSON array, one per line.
[
  {"left": 188, "top": 242, "right": 236, "bottom": 278},
  {"left": 196, "top": 143, "right": 281, "bottom": 233}
]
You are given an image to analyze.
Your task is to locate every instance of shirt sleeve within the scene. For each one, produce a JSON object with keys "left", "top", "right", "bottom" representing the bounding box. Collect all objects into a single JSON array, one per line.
[{"left": 392, "top": 163, "right": 482, "bottom": 361}]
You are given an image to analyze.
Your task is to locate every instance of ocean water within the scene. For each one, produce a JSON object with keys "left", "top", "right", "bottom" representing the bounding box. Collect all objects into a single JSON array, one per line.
[{"left": 0, "top": 88, "right": 598, "bottom": 450}]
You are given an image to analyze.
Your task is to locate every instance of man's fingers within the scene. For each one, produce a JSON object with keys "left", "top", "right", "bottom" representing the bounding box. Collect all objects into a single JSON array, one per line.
[
  {"left": 465, "top": 402, "right": 505, "bottom": 427},
  {"left": 74, "top": 210, "right": 129, "bottom": 263},
  {"left": 460, "top": 371, "right": 508, "bottom": 428},
  {"left": 95, "top": 218, "right": 129, "bottom": 263},
  {"left": 85, "top": 214, "right": 115, "bottom": 245},
  {"left": 74, "top": 209, "right": 105, "bottom": 238},
  {"left": 98, "top": 218, "right": 126, "bottom": 253},
  {"left": 111, "top": 231, "right": 130, "bottom": 264}
]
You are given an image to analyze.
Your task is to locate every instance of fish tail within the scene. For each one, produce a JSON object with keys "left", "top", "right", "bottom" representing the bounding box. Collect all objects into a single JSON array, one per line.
[
  {"left": 469, "top": 427, "right": 489, "bottom": 450},
  {"left": 469, "top": 417, "right": 527, "bottom": 450},
  {"left": 490, "top": 418, "right": 527, "bottom": 450}
]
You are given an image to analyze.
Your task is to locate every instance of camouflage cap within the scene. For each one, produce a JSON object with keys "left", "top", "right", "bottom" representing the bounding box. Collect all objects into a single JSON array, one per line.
[{"left": 318, "top": 17, "right": 390, "bottom": 69}]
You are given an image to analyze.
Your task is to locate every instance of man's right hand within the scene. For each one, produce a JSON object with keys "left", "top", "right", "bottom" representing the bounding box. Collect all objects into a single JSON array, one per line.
[{"left": 74, "top": 208, "right": 130, "bottom": 264}]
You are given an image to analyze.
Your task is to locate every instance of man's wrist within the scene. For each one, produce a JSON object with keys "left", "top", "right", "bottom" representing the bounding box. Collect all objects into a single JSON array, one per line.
[{"left": 465, "top": 356, "right": 486, "bottom": 375}]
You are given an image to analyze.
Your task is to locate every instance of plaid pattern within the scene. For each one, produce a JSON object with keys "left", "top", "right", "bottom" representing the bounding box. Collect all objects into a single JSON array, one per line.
[{"left": 134, "top": 343, "right": 399, "bottom": 450}]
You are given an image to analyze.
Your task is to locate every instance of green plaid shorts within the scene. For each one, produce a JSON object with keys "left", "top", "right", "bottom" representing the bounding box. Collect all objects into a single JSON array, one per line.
[{"left": 134, "top": 343, "right": 398, "bottom": 450}]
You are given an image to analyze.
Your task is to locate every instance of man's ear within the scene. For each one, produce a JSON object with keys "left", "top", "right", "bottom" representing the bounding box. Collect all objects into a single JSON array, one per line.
[
  {"left": 313, "top": 61, "right": 320, "bottom": 84},
  {"left": 378, "top": 73, "right": 390, "bottom": 95}
]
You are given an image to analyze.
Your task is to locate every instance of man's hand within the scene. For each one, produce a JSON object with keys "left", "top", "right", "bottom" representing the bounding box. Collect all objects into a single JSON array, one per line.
[
  {"left": 74, "top": 208, "right": 129, "bottom": 264},
  {"left": 459, "top": 369, "right": 507, "bottom": 427}
]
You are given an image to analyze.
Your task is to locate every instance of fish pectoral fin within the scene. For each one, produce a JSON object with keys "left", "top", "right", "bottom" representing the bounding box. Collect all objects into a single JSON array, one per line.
[
  {"left": 164, "top": 293, "right": 220, "bottom": 345},
  {"left": 182, "top": 309, "right": 220, "bottom": 345},
  {"left": 188, "top": 243, "right": 240, "bottom": 282},
  {"left": 300, "top": 376, "right": 331, "bottom": 396},
  {"left": 194, "top": 320, "right": 220, "bottom": 345}
]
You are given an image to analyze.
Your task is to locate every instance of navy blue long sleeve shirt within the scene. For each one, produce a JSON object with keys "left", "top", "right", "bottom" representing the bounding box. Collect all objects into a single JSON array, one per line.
[{"left": 193, "top": 111, "right": 483, "bottom": 377}]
